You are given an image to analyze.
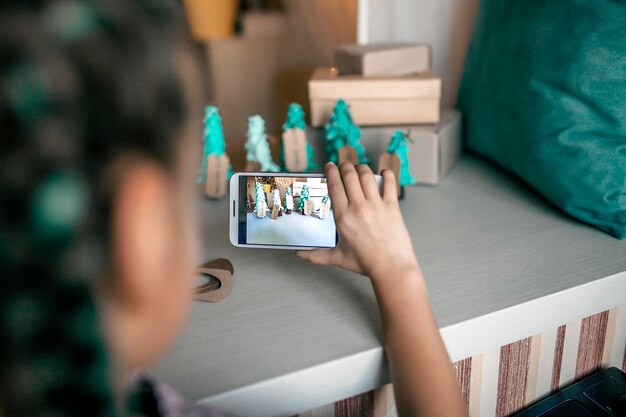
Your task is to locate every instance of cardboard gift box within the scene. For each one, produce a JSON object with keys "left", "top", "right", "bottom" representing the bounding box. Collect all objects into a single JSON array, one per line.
[
  {"left": 335, "top": 43, "right": 431, "bottom": 77},
  {"left": 307, "top": 110, "right": 462, "bottom": 185},
  {"left": 308, "top": 67, "right": 441, "bottom": 127}
]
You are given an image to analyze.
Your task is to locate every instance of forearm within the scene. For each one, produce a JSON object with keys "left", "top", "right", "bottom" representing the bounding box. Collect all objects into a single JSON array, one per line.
[{"left": 371, "top": 268, "right": 467, "bottom": 417}]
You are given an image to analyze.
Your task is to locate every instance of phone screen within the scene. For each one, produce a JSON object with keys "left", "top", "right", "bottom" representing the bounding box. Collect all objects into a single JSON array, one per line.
[{"left": 238, "top": 175, "right": 337, "bottom": 248}]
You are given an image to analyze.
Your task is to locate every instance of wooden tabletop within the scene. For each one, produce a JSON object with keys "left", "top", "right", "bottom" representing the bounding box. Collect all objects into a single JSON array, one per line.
[{"left": 152, "top": 155, "right": 626, "bottom": 417}]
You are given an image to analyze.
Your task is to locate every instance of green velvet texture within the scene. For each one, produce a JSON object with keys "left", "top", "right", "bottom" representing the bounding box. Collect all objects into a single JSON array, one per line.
[{"left": 458, "top": 0, "right": 626, "bottom": 238}]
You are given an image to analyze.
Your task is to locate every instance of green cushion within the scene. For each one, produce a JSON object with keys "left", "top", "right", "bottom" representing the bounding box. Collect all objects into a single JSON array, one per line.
[{"left": 458, "top": 0, "right": 626, "bottom": 238}]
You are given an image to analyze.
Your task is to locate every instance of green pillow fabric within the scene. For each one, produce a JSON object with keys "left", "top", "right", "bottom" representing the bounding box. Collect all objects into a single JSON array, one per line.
[{"left": 458, "top": 0, "right": 626, "bottom": 238}]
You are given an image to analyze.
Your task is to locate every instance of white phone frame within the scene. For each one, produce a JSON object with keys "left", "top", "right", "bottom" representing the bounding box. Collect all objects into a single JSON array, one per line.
[{"left": 229, "top": 172, "right": 382, "bottom": 250}]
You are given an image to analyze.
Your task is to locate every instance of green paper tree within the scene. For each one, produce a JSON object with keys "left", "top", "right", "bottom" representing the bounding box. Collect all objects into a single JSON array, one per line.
[
  {"left": 387, "top": 130, "right": 416, "bottom": 186},
  {"left": 324, "top": 99, "right": 368, "bottom": 164},
  {"left": 297, "top": 184, "right": 310, "bottom": 211},
  {"left": 280, "top": 103, "right": 317, "bottom": 172},
  {"left": 197, "top": 106, "right": 233, "bottom": 183},
  {"left": 283, "top": 186, "right": 294, "bottom": 211},
  {"left": 245, "top": 115, "right": 280, "bottom": 172},
  {"left": 254, "top": 182, "right": 267, "bottom": 212}
]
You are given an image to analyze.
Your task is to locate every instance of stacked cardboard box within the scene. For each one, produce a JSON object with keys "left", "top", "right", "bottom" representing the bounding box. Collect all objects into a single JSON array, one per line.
[
  {"left": 307, "top": 111, "right": 461, "bottom": 185},
  {"left": 308, "top": 43, "right": 462, "bottom": 185},
  {"left": 309, "top": 67, "right": 441, "bottom": 127}
]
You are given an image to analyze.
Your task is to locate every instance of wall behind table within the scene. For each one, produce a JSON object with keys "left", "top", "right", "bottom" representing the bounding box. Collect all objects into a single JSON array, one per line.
[
  {"left": 206, "top": 0, "right": 357, "bottom": 169},
  {"left": 357, "top": 0, "right": 478, "bottom": 108}
]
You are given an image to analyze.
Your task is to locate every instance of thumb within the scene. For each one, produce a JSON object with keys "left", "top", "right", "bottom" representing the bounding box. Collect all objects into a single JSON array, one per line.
[{"left": 295, "top": 248, "right": 336, "bottom": 266}]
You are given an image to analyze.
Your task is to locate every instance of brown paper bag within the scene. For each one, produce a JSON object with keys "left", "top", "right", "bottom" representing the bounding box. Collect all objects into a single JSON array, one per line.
[
  {"left": 205, "top": 154, "right": 230, "bottom": 199},
  {"left": 283, "top": 128, "right": 308, "bottom": 172}
]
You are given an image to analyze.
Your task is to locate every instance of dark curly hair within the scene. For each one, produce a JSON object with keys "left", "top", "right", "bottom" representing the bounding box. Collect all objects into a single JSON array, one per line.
[{"left": 0, "top": 1, "right": 201, "bottom": 415}]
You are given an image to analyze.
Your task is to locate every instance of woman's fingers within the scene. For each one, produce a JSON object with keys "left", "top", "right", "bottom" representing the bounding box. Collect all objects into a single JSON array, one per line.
[
  {"left": 339, "top": 162, "right": 365, "bottom": 204},
  {"left": 325, "top": 162, "right": 348, "bottom": 211},
  {"left": 381, "top": 169, "right": 399, "bottom": 203},
  {"left": 355, "top": 164, "right": 381, "bottom": 200},
  {"left": 295, "top": 248, "right": 335, "bottom": 266}
]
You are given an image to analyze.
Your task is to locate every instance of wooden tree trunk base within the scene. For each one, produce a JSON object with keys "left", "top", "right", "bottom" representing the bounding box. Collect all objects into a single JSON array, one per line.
[{"left": 245, "top": 161, "right": 261, "bottom": 172}]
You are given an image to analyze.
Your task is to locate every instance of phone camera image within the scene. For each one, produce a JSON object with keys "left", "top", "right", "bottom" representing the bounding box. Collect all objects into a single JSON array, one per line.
[{"left": 241, "top": 176, "right": 336, "bottom": 248}]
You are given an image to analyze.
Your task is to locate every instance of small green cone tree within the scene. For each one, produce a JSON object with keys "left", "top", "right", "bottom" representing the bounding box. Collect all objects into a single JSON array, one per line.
[
  {"left": 197, "top": 106, "right": 233, "bottom": 183},
  {"left": 280, "top": 103, "right": 317, "bottom": 172},
  {"left": 297, "top": 184, "right": 310, "bottom": 212},
  {"left": 387, "top": 130, "right": 416, "bottom": 186},
  {"left": 245, "top": 115, "right": 280, "bottom": 172},
  {"left": 254, "top": 182, "right": 267, "bottom": 212},
  {"left": 324, "top": 99, "right": 368, "bottom": 164},
  {"left": 283, "top": 186, "right": 294, "bottom": 212}
]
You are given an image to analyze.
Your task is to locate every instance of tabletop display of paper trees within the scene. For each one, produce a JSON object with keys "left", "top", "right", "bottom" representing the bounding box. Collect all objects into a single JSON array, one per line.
[
  {"left": 283, "top": 186, "right": 294, "bottom": 214},
  {"left": 254, "top": 182, "right": 268, "bottom": 218},
  {"left": 281, "top": 103, "right": 317, "bottom": 172},
  {"left": 197, "top": 106, "right": 233, "bottom": 199},
  {"left": 245, "top": 115, "right": 280, "bottom": 172},
  {"left": 297, "top": 184, "right": 312, "bottom": 215},
  {"left": 325, "top": 99, "right": 368, "bottom": 165}
]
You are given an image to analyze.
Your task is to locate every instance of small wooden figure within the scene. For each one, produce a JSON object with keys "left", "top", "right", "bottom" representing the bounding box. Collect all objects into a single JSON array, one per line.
[
  {"left": 325, "top": 99, "right": 368, "bottom": 165},
  {"left": 197, "top": 106, "right": 233, "bottom": 199},
  {"left": 245, "top": 115, "right": 280, "bottom": 172},
  {"left": 283, "top": 186, "right": 294, "bottom": 214},
  {"left": 338, "top": 146, "right": 359, "bottom": 165},
  {"left": 318, "top": 194, "right": 331, "bottom": 219},
  {"left": 271, "top": 188, "right": 282, "bottom": 218},
  {"left": 254, "top": 182, "right": 268, "bottom": 218},
  {"left": 303, "top": 200, "right": 313, "bottom": 216},
  {"left": 298, "top": 184, "right": 310, "bottom": 215},
  {"left": 282, "top": 129, "right": 308, "bottom": 172},
  {"left": 271, "top": 205, "right": 280, "bottom": 220},
  {"left": 281, "top": 103, "right": 317, "bottom": 172}
]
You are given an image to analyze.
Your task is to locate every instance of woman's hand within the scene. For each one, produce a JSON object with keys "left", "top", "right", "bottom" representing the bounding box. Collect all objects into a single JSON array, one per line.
[{"left": 296, "top": 162, "right": 419, "bottom": 281}]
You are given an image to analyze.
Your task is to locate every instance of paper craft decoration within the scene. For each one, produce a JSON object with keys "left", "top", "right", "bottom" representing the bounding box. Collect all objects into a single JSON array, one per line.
[
  {"left": 245, "top": 115, "right": 280, "bottom": 172},
  {"left": 197, "top": 106, "right": 233, "bottom": 199},
  {"left": 387, "top": 130, "right": 417, "bottom": 187},
  {"left": 318, "top": 194, "right": 331, "bottom": 219},
  {"left": 281, "top": 103, "right": 317, "bottom": 172},
  {"left": 205, "top": 154, "right": 231, "bottom": 198},
  {"left": 325, "top": 99, "right": 368, "bottom": 165},
  {"left": 282, "top": 129, "right": 308, "bottom": 172},
  {"left": 193, "top": 258, "right": 234, "bottom": 303},
  {"left": 283, "top": 186, "right": 294, "bottom": 214},
  {"left": 271, "top": 188, "right": 282, "bottom": 219},
  {"left": 298, "top": 184, "right": 310, "bottom": 214},
  {"left": 303, "top": 201, "right": 313, "bottom": 216},
  {"left": 254, "top": 182, "right": 268, "bottom": 218},
  {"left": 338, "top": 146, "right": 359, "bottom": 165}
]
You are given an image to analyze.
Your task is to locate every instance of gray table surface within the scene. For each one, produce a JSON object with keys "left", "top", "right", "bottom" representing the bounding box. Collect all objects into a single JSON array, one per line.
[{"left": 152, "top": 155, "right": 626, "bottom": 415}]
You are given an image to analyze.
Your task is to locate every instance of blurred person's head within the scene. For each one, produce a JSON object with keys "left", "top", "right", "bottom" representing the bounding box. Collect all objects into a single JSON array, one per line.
[{"left": 0, "top": 0, "right": 203, "bottom": 415}]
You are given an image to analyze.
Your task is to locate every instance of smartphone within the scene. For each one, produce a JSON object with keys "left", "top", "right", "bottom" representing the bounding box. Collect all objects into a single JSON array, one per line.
[{"left": 229, "top": 172, "right": 382, "bottom": 250}]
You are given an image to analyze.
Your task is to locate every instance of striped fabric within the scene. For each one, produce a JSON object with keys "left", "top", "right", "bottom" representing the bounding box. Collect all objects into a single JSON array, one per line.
[{"left": 297, "top": 306, "right": 626, "bottom": 417}]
